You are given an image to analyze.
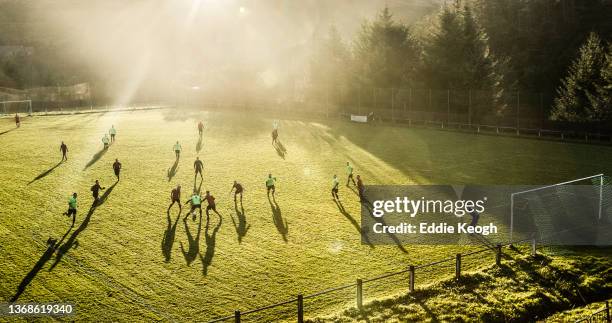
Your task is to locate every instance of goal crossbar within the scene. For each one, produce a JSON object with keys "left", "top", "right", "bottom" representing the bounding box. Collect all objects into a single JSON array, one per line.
[{"left": 1, "top": 100, "right": 32, "bottom": 115}]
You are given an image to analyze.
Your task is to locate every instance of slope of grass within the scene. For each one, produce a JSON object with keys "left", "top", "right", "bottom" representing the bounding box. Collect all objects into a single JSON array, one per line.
[
  {"left": 1, "top": 110, "right": 611, "bottom": 321},
  {"left": 310, "top": 247, "right": 612, "bottom": 322},
  {"left": 545, "top": 298, "right": 611, "bottom": 322}
]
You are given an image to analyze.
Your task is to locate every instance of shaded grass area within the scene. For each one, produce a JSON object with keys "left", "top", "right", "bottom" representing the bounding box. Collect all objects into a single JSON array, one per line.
[
  {"left": 311, "top": 247, "right": 612, "bottom": 322},
  {"left": 545, "top": 298, "right": 612, "bottom": 322},
  {"left": 1, "top": 111, "right": 612, "bottom": 321}
]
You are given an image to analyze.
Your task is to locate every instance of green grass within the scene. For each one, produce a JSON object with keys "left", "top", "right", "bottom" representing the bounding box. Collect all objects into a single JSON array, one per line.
[
  {"left": 310, "top": 248, "right": 612, "bottom": 322},
  {"left": 1, "top": 110, "right": 611, "bottom": 321}
]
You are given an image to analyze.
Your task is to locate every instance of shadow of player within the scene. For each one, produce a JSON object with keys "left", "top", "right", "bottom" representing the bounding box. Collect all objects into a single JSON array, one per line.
[
  {"left": 200, "top": 212, "right": 222, "bottom": 275},
  {"left": 268, "top": 195, "right": 288, "bottom": 242},
  {"left": 196, "top": 135, "right": 203, "bottom": 153},
  {"left": 167, "top": 159, "right": 179, "bottom": 182},
  {"left": 0, "top": 128, "right": 16, "bottom": 136},
  {"left": 273, "top": 140, "right": 287, "bottom": 159},
  {"left": 83, "top": 148, "right": 108, "bottom": 170},
  {"left": 11, "top": 228, "right": 72, "bottom": 302},
  {"left": 231, "top": 199, "right": 250, "bottom": 244},
  {"left": 28, "top": 161, "right": 63, "bottom": 185},
  {"left": 162, "top": 209, "right": 182, "bottom": 262},
  {"left": 180, "top": 211, "right": 202, "bottom": 266},
  {"left": 48, "top": 181, "right": 118, "bottom": 271},
  {"left": 362, "top": 201, "right": 408, "bottom": 254},
  {"left": 334, "top": 199, "right": 374, "bottom": 248}
]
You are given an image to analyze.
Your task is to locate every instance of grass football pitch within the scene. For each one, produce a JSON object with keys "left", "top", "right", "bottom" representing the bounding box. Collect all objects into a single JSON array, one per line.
[{"left": 1, "top": 109, "right": 611, "bottom": 321}]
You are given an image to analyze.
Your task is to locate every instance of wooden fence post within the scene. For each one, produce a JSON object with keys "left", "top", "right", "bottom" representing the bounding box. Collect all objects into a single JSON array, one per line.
[
  {"left": 531, "top": 238, "right": 537, "bottom": 256},
  {"left": 297, "top": 294, "right": 304, "bottom": 323},
  {"left": 455, "top": 254, "right": 461, "bottom": 280},
  {"left": 605, "top": 301, "right": 610, "bottom": 322},
  {"left": 234, "top": 310, "right": 241, "bottom": 323},
  {"left": 356, "top": 279, "right": 363, "bottom": 309},
  {"left": 496, "top": 244, "right": 502, "bottom": 266},
  {"left": 409, "top": 265, "right": 415, "bottom": 293}
]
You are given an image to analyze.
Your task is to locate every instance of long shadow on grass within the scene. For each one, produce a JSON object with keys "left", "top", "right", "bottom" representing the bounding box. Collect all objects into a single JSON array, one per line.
[
  {"left": 273, "top": 140, "right": 287, "bottom": 159},
  {"left": 201, "top": 212, "right": 222, "bottom": 275},
  {"left": 334, "top": 199, "right": 374, "bottom": 248},
  {"left": 28, "top": 161, "right": 63, "bottom": 185},
  {"left": 162, "top": 209, "right": 182, "bottom": 262},
  {"left": 193, "top": 175, "right": 203, "bottom": 194},
  {"left": 83, "top": 148, "right": 108, "bottom": 170},
  {"left": 0, "top": 128, "right": 16, "bottom": 136},
  {"left": 269, "top": 196, "right": 288, "bottom": 242},
  {"left": 167, "top": 159, "right": 179, "bottom": 182},
  {"left": 360, "top": 197, "right": 408, "bottom": 254},
  {"left": 49, "top": 181, "right": 118, "bottom": 271},
  {"left": 180, "top": 212, "right": 202, "bottom": 266},
  {"left": 11, "top": 229, "right": 72, "bottom": 301},
  {"left": 196, "top": 135, "right": 203, "bottom": 153},
  {"left": 230, "top": 200, "right": 250, "bottom": 244}
]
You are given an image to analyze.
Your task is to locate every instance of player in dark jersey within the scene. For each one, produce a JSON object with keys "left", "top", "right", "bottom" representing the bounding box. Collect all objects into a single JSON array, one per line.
[
  {"left": 91, "top": 180, "right": 106, "bottom": 205},
  {"left": 113, "top": 159, "right": 122, "bottom": 180},
  {"left": 204, "top": 191, "right": 220, "bottom": 217},
  {"left": 60, "top": 141, "right": 68, "bottom": 161},
  {"left": 15, "top": 114, "right": 20, "bottom": 128},
  {"left": 356, "top": 175, "right": 366, "bottom": 203},
  {"left": 231, "top": 181, "right": 244, "bottom": 204},
  {"left": 198, "top": 121, "right": 204, "bottom": 136},
  {"left": 168, "top": 184, "right": 182, "bottom": 212},
  {"left": 194, "top": 157, "right": 204, "bottom": 180}
]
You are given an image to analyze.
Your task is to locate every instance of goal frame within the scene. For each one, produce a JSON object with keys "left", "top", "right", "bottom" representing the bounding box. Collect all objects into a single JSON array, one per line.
[
  {"left": 1, "top": 100, "right": 32, "bottom": 116},
  {"left": 509, "top": 173, "right": 604, "bottom": 241}
]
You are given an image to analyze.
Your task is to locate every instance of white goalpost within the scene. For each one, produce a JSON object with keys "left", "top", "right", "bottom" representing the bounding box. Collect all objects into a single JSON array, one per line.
[
  {"left": 1, "top": 100, "right": 33, "bottom": 116},
  {"left": 510, "top": 173, "right": 605, "bottom": 242}
]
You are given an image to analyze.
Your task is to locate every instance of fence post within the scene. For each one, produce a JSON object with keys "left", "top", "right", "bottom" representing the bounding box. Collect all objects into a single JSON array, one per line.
[
  {"left": 356, "top": 279, "right": 363, "bottom": 309},
  {"left": 409, "top": 265, "right": 415, "bottom": 293},
  {"left": 496, "top": 244, "right": 502, "bottom": 266},
  {"left": 605, "top": 301, "right": 610, "bottom": 322},
  {"left": 531, "top": 238, "right": 537, "bottom": 256},
  {"left": 234, "top": 310, "right": 241, "bottom": 323},
  {"left": 455, "top": 254, "right": 461, "bottom": 280},
  {"left": 297, "top": 294, "right": 304, "bottom": 323}
]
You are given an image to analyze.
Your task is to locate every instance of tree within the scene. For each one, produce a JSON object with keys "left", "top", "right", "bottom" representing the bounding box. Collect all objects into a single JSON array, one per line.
[
  {"left": 423, "top": 4, "right": 501, "bottom": 90},
  {"left": 551, "top": 32, "right": 611, "bottom": 122},
  {"left": 352, "top": 6, "right": 421, "bottom": 88},
  {"left": 309, "top": 25, "right": 351, "bottom": 88}
]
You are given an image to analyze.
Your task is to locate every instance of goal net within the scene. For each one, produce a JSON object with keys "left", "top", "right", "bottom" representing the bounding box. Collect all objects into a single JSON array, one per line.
[
  {"left": 1, "top": 100, "right": 32, "bottom": 116},
  {"left": 510, "top": 174, "right": 612, "bottom": 245}
]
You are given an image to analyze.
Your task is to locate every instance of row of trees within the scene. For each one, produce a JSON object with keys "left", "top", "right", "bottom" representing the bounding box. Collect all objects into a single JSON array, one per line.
[{"left": 309, "top": 1, "right": 611, "bottom": 122}]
